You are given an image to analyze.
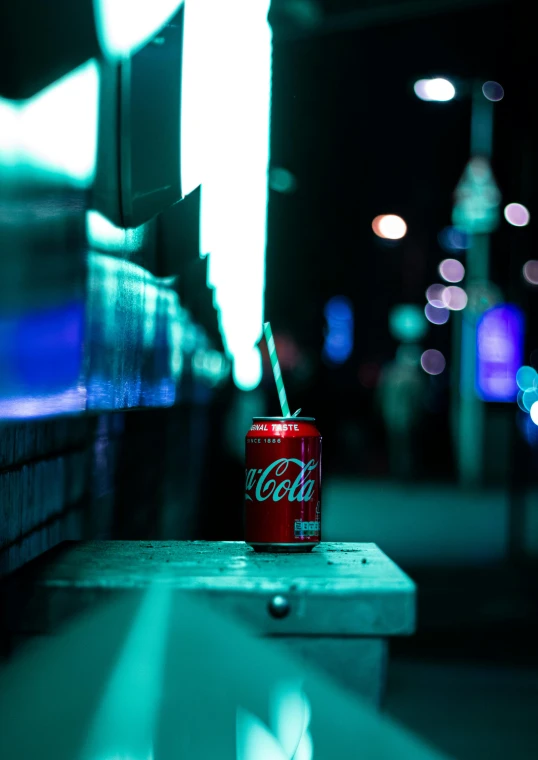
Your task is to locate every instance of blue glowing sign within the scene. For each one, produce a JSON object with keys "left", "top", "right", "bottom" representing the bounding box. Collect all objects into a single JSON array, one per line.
[{"left": 476, "top": 304, "right": 524, "bottom": 402}]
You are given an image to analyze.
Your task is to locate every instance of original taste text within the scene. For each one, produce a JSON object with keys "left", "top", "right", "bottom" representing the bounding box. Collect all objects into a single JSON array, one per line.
[{"left": 251, "top": 423, "right": 300, "bottom": 432}]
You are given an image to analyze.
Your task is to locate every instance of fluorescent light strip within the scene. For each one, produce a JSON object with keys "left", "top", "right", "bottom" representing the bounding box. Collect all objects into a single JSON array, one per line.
[
  {"left": 94, "top": 0, "right": 184, "bottom": 59},
  {"left": 0, "top": 60, "right": 99, "bottom": 187},
  {"left": 181, "top": 0, "right": 272, "bottom": 390}
]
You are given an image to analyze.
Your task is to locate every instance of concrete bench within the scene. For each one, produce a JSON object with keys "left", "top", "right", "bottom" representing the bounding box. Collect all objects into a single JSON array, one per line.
[{"left": 2, "top": 540, "right": 415, "bottom": 706}]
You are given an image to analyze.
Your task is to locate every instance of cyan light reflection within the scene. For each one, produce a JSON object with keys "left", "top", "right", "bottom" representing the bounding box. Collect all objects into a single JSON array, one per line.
[
  {"left": 237, "top": 681, "right": 313, "bottom": 760},
  {"left": 86, "top": 211, "right": 147, "bottom": 253},
  {"left": 389, "top": 304, "right": 427, "bottom": 343},
  {"left": 516, "top": 366, "right": 537, "bottom": 392},
  {"left": 192, "top": 348, "right": 229, "bottom": 387},
  {"left": 269, "top": 167, "right": 297, "bottom": 194},
  {"left": 523, "top": 388, "right": 538, "bottom": 412},
  {"left": 86, "top": 253, "right": 185, "bottom": 411},
  {"left": 78, "top": 587, "right": 171, "bottom": 760}
]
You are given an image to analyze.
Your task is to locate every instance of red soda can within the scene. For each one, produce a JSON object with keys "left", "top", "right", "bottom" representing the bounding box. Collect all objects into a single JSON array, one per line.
[{"left": 245, "top": 416, "right": 322, "bottom": 552}]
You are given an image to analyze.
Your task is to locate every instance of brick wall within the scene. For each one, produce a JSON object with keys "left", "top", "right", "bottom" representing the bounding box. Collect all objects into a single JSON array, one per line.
[{"left": 0, "top": 416, "right": 121, "bottom": 576}]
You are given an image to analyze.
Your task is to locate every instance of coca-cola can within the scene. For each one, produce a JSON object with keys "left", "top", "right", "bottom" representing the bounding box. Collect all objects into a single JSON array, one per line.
[{"left": 245, "top": 416, "right": 322, "bottom": 552}]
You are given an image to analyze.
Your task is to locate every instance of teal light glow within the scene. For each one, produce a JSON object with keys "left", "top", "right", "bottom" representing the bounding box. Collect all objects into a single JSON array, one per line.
[
  {"left": 237, "top": 680, "right": 313, "bottom": 760},
  {"left": 389, "top": 304, "right": 428, "bottom": 343},
  {"left": 0, "top": 61, "right": 99, "bottom": 186},
  {"left": 93, "top": 0, "right": 184, "bottom": 59},
  {"left": 79, "top": 588, "right": 171, "bottom": 760},
  {"left": 233, "top": 346, "right": 263, "bottom": 392},
  {"left": 516, "top": 366, "right": 537, "bottom": 392},
  {"left": 86, "top": 211, "right": 147, "bottom": 253},
  {"left": 181, "top": 0, "right": 272, "bottom": 390},
  {"left": 523, "top": 388, "right": 538, "bottom": 412}
]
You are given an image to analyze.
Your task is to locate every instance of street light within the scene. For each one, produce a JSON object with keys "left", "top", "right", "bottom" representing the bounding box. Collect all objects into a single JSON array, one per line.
[
  {"left": 413, "top": 78, "right": 455, "bottom": 102},
  {"left": 412, "top": 74, "right": 503, "bottom": 487}
]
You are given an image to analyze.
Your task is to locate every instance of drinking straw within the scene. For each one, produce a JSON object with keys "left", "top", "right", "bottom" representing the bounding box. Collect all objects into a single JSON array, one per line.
[{"left": 263, "top": 322, "right": 291, "bottom": 417}]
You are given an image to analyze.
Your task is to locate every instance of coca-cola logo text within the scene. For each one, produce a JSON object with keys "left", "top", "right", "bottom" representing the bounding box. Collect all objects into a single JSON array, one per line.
[{"left": 245, "top": 458, "right": 318, "bottom": 502}]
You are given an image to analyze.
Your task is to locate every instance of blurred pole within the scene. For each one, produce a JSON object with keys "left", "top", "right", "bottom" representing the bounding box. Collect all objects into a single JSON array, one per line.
[{"left": 454, "top": 81, "right": 493, "bottom": 488}]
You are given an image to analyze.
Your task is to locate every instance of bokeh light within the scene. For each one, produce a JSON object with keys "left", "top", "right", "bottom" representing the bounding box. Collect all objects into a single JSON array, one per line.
[
  {"left": 516, "top": 366, "right": 537, "bottom": 391},
  {"left": 323, "top": 296, "right": 354, "bottom": 365},
  {"left": 438, "top": 226, "right": 469, "bottom": 253},
  {"left": 523, "top": 387, "right": 538, "bottom": 412},
  {"left": 476, "top": 305, "right": 524, "bottom": 402},
  {"left": 517, "top": 390, "right": 527, "bottom": 413},
  {"left": 413, "top": 78, "right": 455, "bottom": 102},
  {"left": 421, "top": 349, "right": 446, "bottom": 375},
  {"left": 426, "top": 284, "right": 446, "bottom": 308},
  {"left": 465, "top": 280, "right": 502, "bottom": 315},
  {"left": 269, "top": 167, "right": 297, "bottom": 194},
  {"left": 531, "top": 402, "right": 538, "bottom": 426},
  {"left": 425, "top": 303, "right": 449, "bottom": 325},
  {"left": 504, "top": 203, "right": 530, "bottom": 227},
  {"left": 523, "top": 261, "right": 538, "bottom": 285},
  {"left": 372, "top": 214, "right": 407, "bottom": 240},
  {"left": 389, "top": 304, "right": 427, "bottom": 342},
  {"left": 439, "top": 258, "right": 465, "bottom": 283},
  {"left": 324, "top": 295, "right": 353, "bottom": 321},
  {"left": 442, "top": 285, "right": 468, "bottom": 311},
  {"left": 482, "top": 81, "right": 504, "bottom": 102}
]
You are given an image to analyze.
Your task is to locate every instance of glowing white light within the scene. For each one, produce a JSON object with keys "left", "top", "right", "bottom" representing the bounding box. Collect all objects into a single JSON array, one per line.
[
  {"left": 372, "top": 214, "right": 407, "bottom": 240},
  {"left": 0, "top": 60, "right": 99, "bottom": 186},
  {"left": 86, "top": 211, "right": 146, "bottom": 253},
  {"left": 93, "top": 0, "right": 184, "bottom": 59},
  {"left": 531, "top": 401, "right": 538, "bottom": 426},
  {"left": 414, "top": 78, "right": 455, "bottom": 102},
  {"left": 181, "top": 0, "right": 272, "bottom": 390},
  {"left": 233, "top": 346, "right": 263, "bottom": 392},
  {"left": 504, "top": 202, "right": 530, "bottom": 227}
]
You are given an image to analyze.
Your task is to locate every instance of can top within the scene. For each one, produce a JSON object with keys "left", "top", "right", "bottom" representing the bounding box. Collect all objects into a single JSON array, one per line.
[{"left": 252, "top": 416, "right": 315, "bottom": 422}]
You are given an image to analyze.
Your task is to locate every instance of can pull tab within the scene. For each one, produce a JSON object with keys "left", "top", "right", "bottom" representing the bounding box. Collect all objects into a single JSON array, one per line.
[{"left": 292, "top": 409, "right": 302, "bottom": 417}]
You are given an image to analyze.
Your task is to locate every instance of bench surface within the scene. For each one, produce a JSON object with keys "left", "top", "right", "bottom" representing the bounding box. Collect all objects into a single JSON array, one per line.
[{"left": 6, "top": 540, "right": 416, "bottom": 636}]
